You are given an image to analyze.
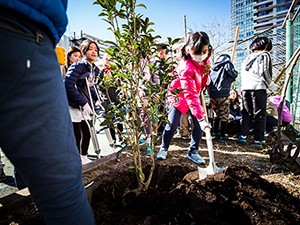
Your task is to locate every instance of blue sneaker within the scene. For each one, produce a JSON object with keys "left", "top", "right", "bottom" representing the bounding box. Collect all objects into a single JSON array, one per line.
[
  {"left": 187, "top": 152, "right": 205, "bottom": 165},
  {"left": 253, "top": 140, "right": 263, "bottom": 147},
  {"left": 236, "top": 135, "right": 247, "bottom": 143},
  {"left": 146, "top": 144, "right": 154, "bottom": 155},
  {"left": 139, "top": 138, "right": 145, "bottom": 144},
  {"left": 157, "top": 150, "right": 168, "bottom": 160}
]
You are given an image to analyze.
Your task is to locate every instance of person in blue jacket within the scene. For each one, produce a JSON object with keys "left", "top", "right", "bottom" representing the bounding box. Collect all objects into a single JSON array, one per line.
[
  {"left": 65, "top": 39, "right": 101, "bottom": 165},
  {"left": 209, "top": 54, "right": 238, "bottom": 142},
  {"left": 0, "top": 1, "right": 95, "bottom": 224}
]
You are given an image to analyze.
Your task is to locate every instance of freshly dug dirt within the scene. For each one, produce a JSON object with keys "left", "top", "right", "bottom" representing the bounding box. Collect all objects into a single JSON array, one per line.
[
  {"left": 1, "top": 133, "right": 300, "bottom": 225},
  {"left": 90, "top": 154, "right": 300, "bottom": 225}
]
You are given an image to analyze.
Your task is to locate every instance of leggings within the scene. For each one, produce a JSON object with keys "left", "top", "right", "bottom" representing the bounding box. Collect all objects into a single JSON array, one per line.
[{"left": 73, "top": 121, "right": 91, "bottom": 156}]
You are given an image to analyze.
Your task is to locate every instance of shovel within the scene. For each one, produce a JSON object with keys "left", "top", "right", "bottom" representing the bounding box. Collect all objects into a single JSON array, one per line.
[{"left": 198, "top": 93, "right": 227, "bottom": 180}]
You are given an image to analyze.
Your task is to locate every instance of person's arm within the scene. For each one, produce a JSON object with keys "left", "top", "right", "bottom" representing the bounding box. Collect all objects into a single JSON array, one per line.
[
  {"left": 65, "top": 64, "right": 88, "bottom": 107},
  {"left": 259, "top": 53, "right": 276, "bottom": 90},
  {"left": 225, "top": 62, "right": 238, "bottom": 81},
  {"left": 180, "top": 69, "right": 205, "bottom": 120}
]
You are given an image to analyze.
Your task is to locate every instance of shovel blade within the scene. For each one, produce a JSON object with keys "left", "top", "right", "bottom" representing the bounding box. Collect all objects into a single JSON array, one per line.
[{"left": 198, "top": 165, "right": 228, "bottom": 180}]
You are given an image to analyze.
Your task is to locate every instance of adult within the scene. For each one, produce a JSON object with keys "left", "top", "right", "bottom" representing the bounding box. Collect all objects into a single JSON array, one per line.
[{"left": 0, "top": 1, "right": 94, "bottom": 224}]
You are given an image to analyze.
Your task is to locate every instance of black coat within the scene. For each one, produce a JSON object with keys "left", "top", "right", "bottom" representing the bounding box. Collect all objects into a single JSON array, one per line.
[{"left": 65, "top": 58, "right": 100, "bottom": 109}]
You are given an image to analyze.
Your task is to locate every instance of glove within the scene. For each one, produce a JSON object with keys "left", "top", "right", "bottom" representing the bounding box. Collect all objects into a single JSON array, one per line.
[
  {"left": 199, "top": 119, "right": 211, "bottom": 131},
  {"left": 268, "top": 81, "right": 278, "bottom": 92},
  {"left": 206, "top": 75, "right": 211, "bottom": 86},
  {"left": 95, "top": 100, "right": 103, "bottom": 112},
  {"left": 55, "top": 46, "right": 66, "bottom": 65},
  {"left": 235, "top": 116, "right": 242, "bottom": 120},
  {"left": 82, "top": 103, "right": 92, "bottom": 117},
  {"left": 229, "top": 114, "right": 235, "bottom": 120},
  {"left": 95, "top": 100, "right": 101, "bottom": 108}
]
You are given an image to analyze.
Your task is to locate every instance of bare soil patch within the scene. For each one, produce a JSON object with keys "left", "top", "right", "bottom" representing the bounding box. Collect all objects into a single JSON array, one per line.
[{"left": 1, "top": 133, "right": 300, "bottom": 225}]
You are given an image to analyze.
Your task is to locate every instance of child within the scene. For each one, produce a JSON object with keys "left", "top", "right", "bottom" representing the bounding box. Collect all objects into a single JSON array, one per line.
[
  {"left": 65, "top": 40, "right": 101, "bottom": 164},
  {"left": 156, "top": 31, "right": 212, "bottom": 164},
  {"left": 61, "top": 46, "right": 82, "bottom": 79},
  {"left": 209, "top": 54, "right": 238, "bottom": 142},
  {"left": 227, "top": 89, "right": 242, "bottom": 136},
  {"left": 237, "top": 37, "right": 277, "bottom": 146}
]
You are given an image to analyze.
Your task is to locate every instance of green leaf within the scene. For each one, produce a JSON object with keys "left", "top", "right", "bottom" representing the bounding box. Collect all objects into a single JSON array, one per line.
[
  {"left": 128, "top": 166, "right": 135, "bottom": 173},
  {"left": 136, "top": 4, "right": 147, "bottom": 9},
  {"left": 105, "top": 48, "right": 114, "bottom": 56},
  {"left": 104, "top": 40, "right": 118, "bottom": 47}
]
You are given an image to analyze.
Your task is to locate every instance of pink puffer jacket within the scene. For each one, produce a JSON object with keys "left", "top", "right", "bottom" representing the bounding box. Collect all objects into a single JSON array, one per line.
[{"left": 168, "top": 56, "right": 210, "bottom": 120}]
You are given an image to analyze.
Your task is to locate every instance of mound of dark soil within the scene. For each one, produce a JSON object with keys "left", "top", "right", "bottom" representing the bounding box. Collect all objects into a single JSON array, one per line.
[{"left": 91, "top": 161, "right": 300, "bottom": 225}]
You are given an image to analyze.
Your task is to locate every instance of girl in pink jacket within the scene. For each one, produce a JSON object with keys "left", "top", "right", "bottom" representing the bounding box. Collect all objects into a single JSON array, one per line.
[{"left": 157, "top": 32, "right": 212, "bottom": 164}]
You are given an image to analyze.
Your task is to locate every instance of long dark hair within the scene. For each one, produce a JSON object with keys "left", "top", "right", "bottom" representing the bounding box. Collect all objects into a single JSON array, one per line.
[
  {"left": 66, "top": 46, "right": 81, "bottom": 68},
  {"left": 181, "top": 31, "right": 212, "bottom": 60},
  {"left": 230, "top": 89, "right": 241, "bottom": 112}
]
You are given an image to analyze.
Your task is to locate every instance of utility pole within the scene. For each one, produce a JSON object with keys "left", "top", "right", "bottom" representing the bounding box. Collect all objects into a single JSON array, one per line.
[{"left": 184, "top": 15, "right": 187, "bottom": 42}]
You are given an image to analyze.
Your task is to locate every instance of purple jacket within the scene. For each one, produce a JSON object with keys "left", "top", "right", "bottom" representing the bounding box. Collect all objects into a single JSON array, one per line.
[{"left": 268, "top": 96, "right": 292, "bottom": 123}]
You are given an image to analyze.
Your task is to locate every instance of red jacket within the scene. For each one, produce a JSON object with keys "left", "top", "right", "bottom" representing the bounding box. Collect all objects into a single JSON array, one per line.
[{"left": 168, "top": 56, "right": 210, "bottom": 120}]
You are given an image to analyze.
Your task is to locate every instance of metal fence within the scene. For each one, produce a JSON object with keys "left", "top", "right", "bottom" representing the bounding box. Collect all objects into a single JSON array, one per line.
[{"left": 292, "top": 7, "right": 300, "bottom": 129}]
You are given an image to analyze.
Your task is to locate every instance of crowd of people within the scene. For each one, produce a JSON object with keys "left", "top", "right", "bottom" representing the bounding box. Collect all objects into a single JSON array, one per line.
[{"left": 0, "top": 0, "right": 295, "bottom": 224}]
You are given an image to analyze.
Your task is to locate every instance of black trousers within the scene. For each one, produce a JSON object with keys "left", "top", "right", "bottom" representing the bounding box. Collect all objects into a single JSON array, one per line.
[{"left": 241, "top": 90, "right": 266, "bottom": 142}]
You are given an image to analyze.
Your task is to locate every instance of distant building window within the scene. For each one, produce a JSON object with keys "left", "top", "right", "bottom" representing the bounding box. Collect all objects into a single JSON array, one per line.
[
  {"left": 277, "top": 7, "right": 283, "bottom": 12},
  {"left": 277, "top": 0, "right": 283, "bottom": 4}
]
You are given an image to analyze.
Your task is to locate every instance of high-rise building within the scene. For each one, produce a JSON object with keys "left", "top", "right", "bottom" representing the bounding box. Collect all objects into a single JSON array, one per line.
[
  {"left": 231, "top": 0, "right": 255, "bottom": 73},
  {"left": 230, "top": 0, "right": 297, "bottom": 88},
  {"left": 253, "top": 0, "right": 293, "bottom": 32}
]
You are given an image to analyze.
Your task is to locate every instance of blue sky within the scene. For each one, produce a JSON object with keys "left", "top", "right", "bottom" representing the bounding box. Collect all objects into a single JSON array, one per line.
[{"left": 66, "top": 0, "right": 231, "bottom": 41}]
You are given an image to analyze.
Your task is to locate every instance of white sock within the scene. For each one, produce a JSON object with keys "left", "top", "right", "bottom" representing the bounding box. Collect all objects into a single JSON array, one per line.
[{"left": 147, "top": 137, "right": 151, "bottom": 144}]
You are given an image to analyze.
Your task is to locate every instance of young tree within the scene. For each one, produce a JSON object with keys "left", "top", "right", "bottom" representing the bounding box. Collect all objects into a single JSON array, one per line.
[{"left": 93, "top": 0, "right": 179, "bottom": 194}]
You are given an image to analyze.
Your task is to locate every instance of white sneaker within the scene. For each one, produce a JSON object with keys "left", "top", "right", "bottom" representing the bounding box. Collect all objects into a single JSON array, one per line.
[{"left": 81, "top": 155, "right": 92, "bottom": 165}]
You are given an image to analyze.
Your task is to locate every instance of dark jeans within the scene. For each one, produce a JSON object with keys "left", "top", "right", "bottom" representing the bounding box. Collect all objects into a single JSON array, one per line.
[
  {"left": 161, "top": 107, "right": 203, "bottom": 152},
  {"left": 241, "top": 90, "right": 266, "bottom": 141},
  {"left": 0, "top": 10, "right": 94, "bottom": 225}
]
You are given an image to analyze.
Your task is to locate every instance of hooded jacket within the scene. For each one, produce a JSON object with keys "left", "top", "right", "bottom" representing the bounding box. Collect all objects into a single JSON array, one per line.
[
  {"left": 241, "top": 51, "right": 273, "bottom": 91},
  {"left": 0, "top": 0, "right": 68, "bottom": 46},
  {"left": 209, "top": 55, "right": 238, "bottom": 98},
  {"left": 65, "top": 58, "right": 100, "bottom": 109},
  {"left": 168, "top": 56, "right": 210, "bottom": 120}
]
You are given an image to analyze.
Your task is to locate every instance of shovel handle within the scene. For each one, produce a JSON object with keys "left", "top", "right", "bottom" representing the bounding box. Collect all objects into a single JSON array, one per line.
[{"left": 200, "top": 91, "right": 209, "bottom": 123}]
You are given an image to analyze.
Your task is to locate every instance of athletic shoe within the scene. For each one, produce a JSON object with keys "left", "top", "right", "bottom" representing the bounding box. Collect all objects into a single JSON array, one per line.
[
  {"left": 146, "top": 144, "right": 154, "bottom": 156},
  {"left": 187, "top": 152, "right": 205, "bottom": 165},
  {"left": 236, "top": 135, "right": 247, "bottom": 143},
  {"left": 218, "top": 135, "right": 228, "bottom": 142},
  {"left": 212, "top": 132, "right": 220, "bottom": 138},
  {"left": 156, "top": 150, "right": 168, "bottom": 160},
  {"left": 139, "top": 138, "right": 145, "bottom": 144},
  {"left": 253, "top": 140, "right": 263, "bottom": 147},
  {"left": 81, "top": 155, "right": 93, "bottom": 165}
]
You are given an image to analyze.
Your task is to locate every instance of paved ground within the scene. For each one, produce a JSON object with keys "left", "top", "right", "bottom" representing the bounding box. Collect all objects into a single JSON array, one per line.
[{"left": 0, "top": 119, "right": 116, "bottom": 199}]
